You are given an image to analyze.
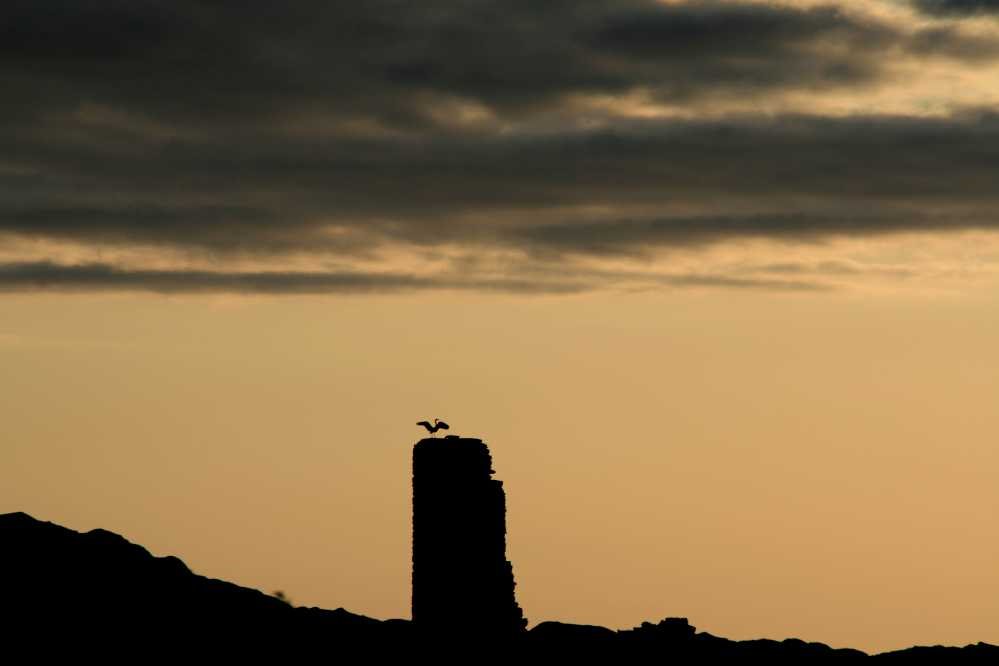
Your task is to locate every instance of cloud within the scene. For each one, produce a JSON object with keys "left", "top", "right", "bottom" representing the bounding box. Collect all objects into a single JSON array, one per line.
[
  {"left": 912, "top": 0, "right": 999, "bottom": 16},
  {"left": 3, "top": 2, "right": 999, "bottom": 293},
  {"left": 507, "top": 210, "right": 992, "bottom": 257},
  {"left": 4, "top": 112, "right": 999, "bottom": 256},
  {"left": 0, "top": 260, "right": 831, "bottom": 295},
  {"left": 0, "top": 0, "right": 994, "bottom": 133},
  {"left": 0, "top": 261, "right": 591, "bottom": 295}
]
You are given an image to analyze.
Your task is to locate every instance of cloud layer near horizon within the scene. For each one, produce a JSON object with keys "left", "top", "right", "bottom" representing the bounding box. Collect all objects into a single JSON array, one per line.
[
  {"left": 4, "top": 0, "right": 999, "bottom": 294},
  {"left": 913, "top": 0, "right": 999, "bottom": 16}
]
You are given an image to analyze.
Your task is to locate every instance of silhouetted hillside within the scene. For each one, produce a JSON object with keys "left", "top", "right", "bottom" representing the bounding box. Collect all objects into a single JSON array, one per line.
[
  {"left": 2, "top": 512, "right": 995, "bottom": 662},
  {"left": 0, "top": 511, "right": 407, "bottom": 654}
]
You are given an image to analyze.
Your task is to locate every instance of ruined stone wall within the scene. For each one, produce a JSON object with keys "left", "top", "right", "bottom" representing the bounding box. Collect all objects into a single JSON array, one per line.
[{"left": 412, "top": 436, "right": 526, "bottom": 635}]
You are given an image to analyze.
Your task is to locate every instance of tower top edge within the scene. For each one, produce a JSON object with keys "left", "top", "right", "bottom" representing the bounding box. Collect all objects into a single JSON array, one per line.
[{"left": 414, "top": 436, "right": 484, "bottom": 446}]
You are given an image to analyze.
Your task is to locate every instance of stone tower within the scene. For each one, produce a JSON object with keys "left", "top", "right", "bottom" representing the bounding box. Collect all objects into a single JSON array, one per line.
[{"left": 412, "top": 436, "right": 526, "bottom": 635}]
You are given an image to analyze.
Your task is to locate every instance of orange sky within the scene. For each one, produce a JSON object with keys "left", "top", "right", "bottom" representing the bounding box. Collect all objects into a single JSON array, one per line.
[
  {"left": 4, "top": 0, "right": 999, "bottom": 653},
  {"left": 3, "top": 287, "right": 997, "bottom": 653}
]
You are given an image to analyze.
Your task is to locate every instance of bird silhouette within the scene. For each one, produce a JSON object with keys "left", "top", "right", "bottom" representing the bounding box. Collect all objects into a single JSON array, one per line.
[{"left": 416, "top": 418, "right": 450, "bottom": 437}]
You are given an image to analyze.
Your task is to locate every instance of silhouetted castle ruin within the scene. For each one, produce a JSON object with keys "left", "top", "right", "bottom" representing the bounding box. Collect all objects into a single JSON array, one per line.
[{"left": 412, "top": 436, "right": 526, "bottom": 635}]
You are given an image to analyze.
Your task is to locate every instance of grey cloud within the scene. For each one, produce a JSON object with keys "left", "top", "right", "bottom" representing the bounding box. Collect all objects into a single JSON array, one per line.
[
  {"left": 0, "top": 203, "right": 373, "bottom": 254},
  {"left": 584, "top": 4, "right": 895, "bottom": 95},
  {"left": 743, "top": 260, "right": 921, "bottom": 279},
  {"left": 507, "top": 209, "right": 995, "bottom": 257},
  {"left": 640, "top": 273, "right": 832, "bottom": 292},
  {"left": 3, "top": 2, "right": 999, "bottom": 293},
  {"left": 4, "top": 112, "right": 999, "bottom": 255},
  {"left": 913, "top": 0, "right": 999, "bottom": 15},
  {"left": 0, "top": 261, "right": 826, "bottom": 294},
  {"left": 0, "top": 261, "right": 585, "bottom": 295},
  {"left": 907, "top": 25, "right": 999, "bottom": 59},
  {"left": 0, "top": 0, "right": 993, "bottom": 134}
]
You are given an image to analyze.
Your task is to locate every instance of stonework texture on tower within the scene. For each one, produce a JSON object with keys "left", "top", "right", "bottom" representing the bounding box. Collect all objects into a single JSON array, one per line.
[{"left": 412, "top": 436, "right": 527, "bottom": 635}]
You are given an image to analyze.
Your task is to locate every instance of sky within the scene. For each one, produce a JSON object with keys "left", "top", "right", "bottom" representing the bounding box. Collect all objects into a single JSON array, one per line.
[{"left": 1, "top": 0, "right": 998, "bottom": 653}]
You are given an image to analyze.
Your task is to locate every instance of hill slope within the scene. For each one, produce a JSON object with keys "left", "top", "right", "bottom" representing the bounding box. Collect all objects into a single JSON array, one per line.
[{"left": 2, "top": 512, "right": 994, "bottom": 662}]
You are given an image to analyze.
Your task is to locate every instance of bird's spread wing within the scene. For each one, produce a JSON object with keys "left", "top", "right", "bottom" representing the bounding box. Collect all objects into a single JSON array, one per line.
[
  {"left": 416, "top": 421, "right": 431, "bottom": 427},
  {"left": 437, "top": 421, "right": 450, "bottom": 430}
]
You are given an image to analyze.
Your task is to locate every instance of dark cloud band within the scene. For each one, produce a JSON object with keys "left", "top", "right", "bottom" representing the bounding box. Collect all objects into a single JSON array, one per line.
[
  {"left": 3, "top": 113, "right": 999, "bottom": 255},
  {"left": 0, "top": 261, "right": 826, "bottom": 295},
  {"left": 2, "top": 2, "right": 999, "bottom": 293},
  {"left": 0, "top": 1, "right": 993, "bottom": 131},
  {"left": 913, "top": 0, "right": 999, "bottom": 15},
  {"left": 509, "top": 210, "right": 992, "bottom": 257}
]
